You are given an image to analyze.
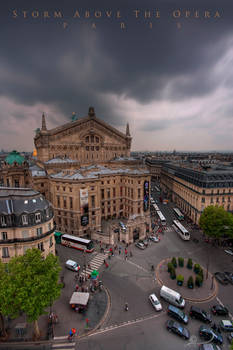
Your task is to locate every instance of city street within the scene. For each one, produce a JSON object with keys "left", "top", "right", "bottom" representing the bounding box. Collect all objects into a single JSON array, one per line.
[{"left": 2, "top": 190, "right": 232, "bottom": 350}]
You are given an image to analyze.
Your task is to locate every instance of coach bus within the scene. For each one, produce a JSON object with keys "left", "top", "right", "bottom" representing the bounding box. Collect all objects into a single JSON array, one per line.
[
  {"left": 157, "top": 210, "right": 166, "bottom": 226},
  {"left": 173, "top": 208, "right": 184, "bottom": 220},
  {"left": 153, "top": 203, "right": 160, "bottom": 212},
  {"left": 173, "top": 220, "right": 190, "bottom": 241},
  {"left": 61, "top": 234, "right": 94, "bottom": 253}
]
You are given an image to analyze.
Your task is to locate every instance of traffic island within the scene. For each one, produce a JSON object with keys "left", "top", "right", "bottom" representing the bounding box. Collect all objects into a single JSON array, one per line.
[{"left": 156, "top": 257, "right": 218, "bottom": 302}]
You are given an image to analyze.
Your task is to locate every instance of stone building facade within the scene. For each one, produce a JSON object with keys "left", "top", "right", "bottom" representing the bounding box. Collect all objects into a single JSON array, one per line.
[
  {"left": 160, "top": 163, "right": 233, "bottom": 224},
  {"left": 31, "top": 107, "right": 151, "bottom": 244},
  {"left": 0, "top": 188, "right": 55, "bottom": 262}
]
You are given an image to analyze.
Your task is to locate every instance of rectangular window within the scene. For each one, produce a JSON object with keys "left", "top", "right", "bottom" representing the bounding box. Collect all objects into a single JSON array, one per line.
[
  {"left": 102, "top": 208, "right": 104, "bottom": 214},
  {"left": 120, "top": 187, "right": 123, "bottom": 196},
  {"left": 210, "top": 198, "right": 213, "bottom": 203},
  {"left": 48, "top": 222, "right": 51, "bottom": 231},
  {"left": 57, "top": 196, "right": 60, "bottom": 207},
  {"left": 36, "top": 227, "right": 42, "bottom": 236},
  {"left": 22, "top": 214, "right": 28, "bottom": 225},
  {"left": 63, "top": 187, "right": 65, "bottom": 191},
  {"left": 228, "top": 197, "right": 231, "bottom": 202},
  {"left": 216, "top": 197, "right": 219, "bottom": 203},
  {"left": 138, "top": 207, "right": 140, "bottom": 214},
  {"left": 2, "top": 247, "right": 9, "bottom": 258},
  {"left": 1, "top": 216, "right": 6, "bottom": 226},
  {"left": 201, "top": 197, "right": 205, "bottom": 203},
  {"left": 113, "top": 188, "right": 116, "bottom": 197},
  {"left": 101, "top": 189, "right": 104, "bottom": 200},
  {"left": 69, "top": 197, "right": 73, "bottom": 209},
  {"left": 49, "top": 236, "right": 53, "bottom": 247},
  {"left": 1, "top": 232, "right": 7, "bottom": 240},
  {"left": 14, "top": 180, "right": 20, "bottom": 187},
  {"left": 63, "top": 198, "right": 67, "bottom": 209},
  {"left": 91, "top": 195, "right": 95, "bottom": 208},
  {"left": 222, "top": 197, "right": 225, "bottom": 202},
  {"left": 138, "top": 188, "right": 141, "bottom": 198},
  {"left": 131, "top": 188, "right": 133, "bottom": 198},
  {"left": 38, "top": 242, "right": 44, "bottom": 251},
  {"left": 69, "top": 187, "right": 72, "bottom": 192},
  {"left": 35, "top": 213, "right": 41, "bottom": 223},
  {"left": 56, "top": 186, "right": 59, "bottom": 190},
  {"left": 107, "top": 189, "right": 110, "bottom": 199}
]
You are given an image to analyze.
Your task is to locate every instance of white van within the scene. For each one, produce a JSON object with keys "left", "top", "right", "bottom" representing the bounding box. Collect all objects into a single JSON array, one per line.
[
  {"left": 160, "top": 285, "right": 185, "bottom": 308},
  {"left": 65, "top": 259, "right": 80, "bottom": 272}
]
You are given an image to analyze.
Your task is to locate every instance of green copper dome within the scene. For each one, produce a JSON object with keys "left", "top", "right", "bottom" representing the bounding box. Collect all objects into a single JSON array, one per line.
[{"left": 5, "top": 150, "right": 25, "bottom": 165}]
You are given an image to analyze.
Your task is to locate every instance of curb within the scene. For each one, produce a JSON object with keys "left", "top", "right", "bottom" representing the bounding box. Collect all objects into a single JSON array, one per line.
[
  {"left": 155, "top": 258, "right": 218, "bottom": 303},
  {"left": 0, "top": 287, "right": 112, "bottom": 348},
  {"left": 78, "top": 285, "right": 111, "bottom": 339}
]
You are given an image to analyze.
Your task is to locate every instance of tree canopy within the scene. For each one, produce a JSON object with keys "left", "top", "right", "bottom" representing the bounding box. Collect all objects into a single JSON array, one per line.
[
  {"left": 0, "top": 249, "right": 62, "bottom": 338},
  {"left": 199, "top": 205, "right": 233, "bottom": 239}
]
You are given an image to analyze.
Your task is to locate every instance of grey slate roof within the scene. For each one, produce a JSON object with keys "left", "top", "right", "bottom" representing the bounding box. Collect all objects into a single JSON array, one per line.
[
  {"left": 50, "top": 164, "right": 149, "bottom": 180},
  {"left": 0, "top": 188, "right": 50, "bottom": 215},
  {"left": 29, "top": 165, "right": 46, "bottom": 177},
  {"left": 45, "top": 157, "right": 77, "bottom": 164}
]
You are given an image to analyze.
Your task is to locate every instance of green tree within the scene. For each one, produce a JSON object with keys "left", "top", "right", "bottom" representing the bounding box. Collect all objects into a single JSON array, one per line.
[
  {"left": 0, "top": 262, "right": 21, "bottom": 338},
  {"left": 0, "top": 249, "right": 62, "bottom": 339},
  {"left": 199, "top": 205, "right": 233, "bottom": 239}
]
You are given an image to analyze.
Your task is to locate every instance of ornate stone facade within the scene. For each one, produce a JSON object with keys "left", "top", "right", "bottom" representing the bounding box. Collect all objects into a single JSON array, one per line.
[
  {"left": 0, "top": 188, "right": 55, "bottom": 262},
  {"left": 32, "top": 108, "right": 151, "bottom": 243},
  {"left": 34, "top": 108, "right": 132, "bottom": 164}
]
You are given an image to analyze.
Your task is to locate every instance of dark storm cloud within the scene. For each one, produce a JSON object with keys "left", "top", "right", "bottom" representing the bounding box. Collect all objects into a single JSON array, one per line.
[{"left": 0, "top": 0, "right": 233, "bottom": 150}]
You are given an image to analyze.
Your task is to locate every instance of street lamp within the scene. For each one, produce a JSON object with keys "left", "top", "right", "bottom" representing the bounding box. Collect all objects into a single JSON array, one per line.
[{"left": 83, "top": 249, "right": 87, "bottom": 281}]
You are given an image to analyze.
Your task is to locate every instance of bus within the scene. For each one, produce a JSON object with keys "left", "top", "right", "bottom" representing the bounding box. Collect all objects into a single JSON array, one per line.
[
  {"left": 61, "top": 234, "right": 94, "bottom": 253},
  {"left": 153, "top": 203, "right": 160, "bottom": 212},
  {"left": 173, "top": 220, "right": 190, "bottom": 241},
  {"left": 173, "top": 208, "right": 184, "bottom": 220},
  {"left": 157, "top": 211, "right": 166, "bottom": 226}
]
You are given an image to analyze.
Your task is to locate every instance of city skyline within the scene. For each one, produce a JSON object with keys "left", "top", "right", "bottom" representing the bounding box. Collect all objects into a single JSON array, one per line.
[{"left": 0, "top": 0, "right": 233, "bottom": 152}]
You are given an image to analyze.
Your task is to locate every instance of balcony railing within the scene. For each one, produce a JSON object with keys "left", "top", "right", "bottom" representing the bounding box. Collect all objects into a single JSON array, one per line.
[{"left": 0, "top": 227, "right": 56, "bottom": 245}]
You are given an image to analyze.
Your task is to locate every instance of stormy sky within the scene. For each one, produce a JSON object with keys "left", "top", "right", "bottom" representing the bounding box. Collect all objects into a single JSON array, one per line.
[{"left": 0, "top": 0, "right": 233, "bottom": 152}]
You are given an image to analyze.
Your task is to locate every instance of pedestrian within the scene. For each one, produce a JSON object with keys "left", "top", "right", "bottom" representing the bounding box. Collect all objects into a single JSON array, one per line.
[
  {"left": 125, "top": 248, "right": 128, "bottom": 256},
  {"left": 119, "top": 246, "right": 121, "bottom": 255},
  {"left": 125, "top": 254, "right": 128, "bottom": 260},
  {"left": 75, "top": 284, "right": 79, "bottom": 292}
]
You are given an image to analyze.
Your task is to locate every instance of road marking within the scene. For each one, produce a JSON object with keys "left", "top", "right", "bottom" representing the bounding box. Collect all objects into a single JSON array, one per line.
[
  {"left": 88, "top": 311, "right": 166, "bottom": 337},
  {"left": 52, "top": 343, "right": 75, "bottom": 348},
  {"left": 116, "top": 256, "right": 149, "bottom": 274}
]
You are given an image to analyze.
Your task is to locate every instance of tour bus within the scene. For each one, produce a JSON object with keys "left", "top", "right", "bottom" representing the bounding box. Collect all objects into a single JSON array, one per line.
[
  {"left": 153, "top": 203, "right": 160, "bottom": 212},
  {"left": 61, "top": 234, "right": 94, "bottom": 252},
  {"left": 173, "top": 220, "right": 190, "bottom": 241},
  {"left": 173, "top": 208, "right": 184, "bottom": 221},
  {"left": 157, "top": 210, "right": 166, "bottom": 226}
]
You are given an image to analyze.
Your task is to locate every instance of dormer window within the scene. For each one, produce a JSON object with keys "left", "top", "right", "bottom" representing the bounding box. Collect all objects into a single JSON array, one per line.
[
  {"left": 35, "top": 213, "right": 41, "bottom": 223},
  {"left": 22, "top": 215, "right": 28, "bottom": 225},
  {"left": 1, "top": 216, "right": 6, "bottom": 227}
]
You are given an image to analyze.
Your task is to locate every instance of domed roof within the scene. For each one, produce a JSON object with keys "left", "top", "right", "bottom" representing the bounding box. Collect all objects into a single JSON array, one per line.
[{"left": 5, "top": 150, "right": 25, "bottom": 165}]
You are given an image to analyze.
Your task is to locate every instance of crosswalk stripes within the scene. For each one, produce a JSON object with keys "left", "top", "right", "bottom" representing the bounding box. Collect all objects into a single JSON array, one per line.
[
  {"left": 52, "top": 341, "right": 76, "bottom": 350},
  {"left": 79, "top": 252, "right": 109, "bottom": 277}
]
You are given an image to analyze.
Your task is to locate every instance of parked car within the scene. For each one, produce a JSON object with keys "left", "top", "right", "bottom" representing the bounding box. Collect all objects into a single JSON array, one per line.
[
  {"left": 199, "top": 325, "right": 223, "bottom": 345},
  {"left": 219, "top": 320, "right": 233, "bottom": 332},
  {"left": 211, "top": 305, "right": 229, "bottom": 316},
  {"left": 224, "top": 271, "right": 233, "bottom": 285},
  {"left": 214, "top": 272, "right": 229, "bottom": 285},
  {"left": 135, "top": 242, "right": 146, "bottom": 250},
  {"left": 189, "top": 306, "right": 212, "bottom": 323},
  {"left": 167, "top": 305, "right": 189, "bottom": 324},
  {"left": 166, "top": 320, "right": 190, "bottom": 340},
  {"left": 224, "top": 248, "right": 233, "bottom": 256},
  {"left": 149, "top": 235, "right": 160, "bottom": 243},
  {"left": 227, "top": 332, "right": 233, "bottom": 344},
  {"left": 149, "top": 293, "right": 162, "bottom": 311},
  {"left": 199, "top": 343, "right": 221, "bottom": 350}
]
